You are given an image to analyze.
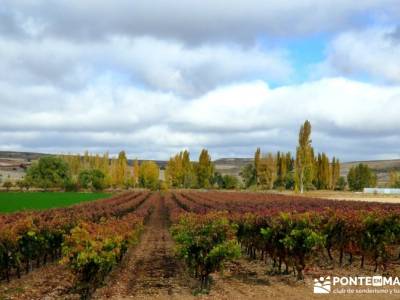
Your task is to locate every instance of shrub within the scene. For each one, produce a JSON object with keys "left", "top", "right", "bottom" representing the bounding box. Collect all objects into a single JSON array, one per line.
[{"left": 171, "top": 212, "right": 241, "bottom": 289}]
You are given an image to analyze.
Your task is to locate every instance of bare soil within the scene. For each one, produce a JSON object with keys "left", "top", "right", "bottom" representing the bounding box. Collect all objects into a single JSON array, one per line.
[
  {"left": 0, "top": 263, "right": 77, "bottom": 300},
  {"left": 93, "top": 195, "right": 195, "bottom": 299}
]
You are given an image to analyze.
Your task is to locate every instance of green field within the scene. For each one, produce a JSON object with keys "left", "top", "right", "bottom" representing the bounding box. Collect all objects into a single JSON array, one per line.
[{"left": 0, "top": 192, "right": 111, "bottom": 213}]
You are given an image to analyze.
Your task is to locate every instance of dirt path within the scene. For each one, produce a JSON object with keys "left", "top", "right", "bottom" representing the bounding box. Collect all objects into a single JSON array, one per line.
[{"left": 94, "top": 195, "right": 194, "bottom": 299}]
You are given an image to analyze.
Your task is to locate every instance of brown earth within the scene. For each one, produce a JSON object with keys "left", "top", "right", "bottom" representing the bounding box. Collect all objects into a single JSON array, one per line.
[
  {"left": 1, "top": 192, "right": 400, "bottom": 300},
  {"left": 93, "top": 195, "right": 195, "bottom": 299}
]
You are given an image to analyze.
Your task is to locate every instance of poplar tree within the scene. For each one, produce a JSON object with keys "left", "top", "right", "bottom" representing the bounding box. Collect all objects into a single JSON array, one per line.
[
  {"left": 139, "top": 161, "right": 160, "bottom": 190},
  {"left": 330, "top": 157, "right": 341, "bottom": 190},
  {"left": 276, "top": 151, "right": 287, "bottom": 187},
  {"left": 166, "top": 150, "right": 196, "bottom": 188},
  {"left": 258, "top": 153, "right": 276, "bottom": 189},
  {"left": 315, "top": 153, "right": 330, "bottom": 189},
  {"left": 182, "top": 150, "right": 195, "bottom": 188},
  {"left": 133, "top": 159, "right": 140, "bottom": 187},
  {"left": 116, "top": 151, "right": 128, "bottom": 187},
  {"left": 196, "top": 149, "right": 214, "bottom": 188},
  {"left": 254, "top": 147, "right": 261, "bottom": 185},
  {"left": 295, "top": 120, "right": 314, "bottom": 193}
]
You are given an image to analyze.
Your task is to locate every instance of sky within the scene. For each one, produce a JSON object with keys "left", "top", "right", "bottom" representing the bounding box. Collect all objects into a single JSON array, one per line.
[{"left": 0, "top": 0, "right": 400, "bottom": 161}]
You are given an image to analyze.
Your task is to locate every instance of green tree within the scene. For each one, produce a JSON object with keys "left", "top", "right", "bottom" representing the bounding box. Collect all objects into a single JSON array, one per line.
[
  {"left": 222, "top": 175, "right": 240, "bottom": 189},
  {"left": 254, "top": 148, "right": 261, "bottom": 185},
  {"left": 181, "top": 150, "right": 196, "bottom": 188},
  {"left": 26, "top": 156, "right": 70, "bottom": 189},
  {"left": 347, "top": 163, "right": 377, "bottom": 191},
  {"left": 78, "top": 169, "right": 105, "bottom": 191},
  {"left": 295, "top": 120, "right": 314, "bottom": 193},
  {"left": 275, "top": 151, "right": 287, "bottom": 188},
  {"left": 330, "top": 157, "right": 341, "bottom": 190},
  {"left": 336, "top": 176, "right": 347, "bottom": 191},
  {"left": 315, "top": 153, "right": 330, "bottom": 190},
  {"left": 240, "top": 163, "right": 256, "bottom": 188},
  {"left": 196, "top": 149, "right": 214, "bottom": 188}
]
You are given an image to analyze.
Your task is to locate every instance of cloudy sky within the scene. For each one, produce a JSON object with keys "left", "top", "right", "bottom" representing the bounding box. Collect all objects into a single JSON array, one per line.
[{"left": 1, "top": 1, "right": 400, "bottom": 161}]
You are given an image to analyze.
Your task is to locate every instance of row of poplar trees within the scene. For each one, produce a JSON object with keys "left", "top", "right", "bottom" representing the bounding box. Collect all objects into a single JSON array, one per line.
[
  {"left": 250, "top": 120, "right": 342, "bottom": 192},
  {"left": 165, "top": 149, "right": 214, "bottom": 189},
  {"left": 61, "top": 150, "right": 160, "bottom": 189}
]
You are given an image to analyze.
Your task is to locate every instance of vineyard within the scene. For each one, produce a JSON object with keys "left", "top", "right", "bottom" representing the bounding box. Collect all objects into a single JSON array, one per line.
[{"left": 1, "top": 191, "right": 400, "bottom": 299}]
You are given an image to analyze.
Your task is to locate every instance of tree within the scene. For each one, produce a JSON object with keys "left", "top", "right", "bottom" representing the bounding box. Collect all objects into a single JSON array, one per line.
[
  {"left": 16, "top": 180, "right": 27, "bottom": 191},
  {"left": 275, "top": 152, "right": 295, "bottom": 189},
  {"left": 330, "top": 157, "right": 341, "bottom": 190},
  {"left": 389, "top": 171, "right": 400, "bottom": 188},
  {"left": 336, "top": 176, "right": 346, "bottom": 191},
  {"left": 315, "top": 153, "right": 330, "bottom": 190},
  {"left": 196, "top": 149, "right": 214, "bottom": 188},
  {"left": 101, "top": 152, "right": 111, "bottom": 187},
  {"left": 347, "top": 163, "right": 377, "bottom": 191},
  {"left": 258, "top": 153, "right": 276, "bottom": 190},
  {"left": 240, "top": 163, "right": 256, "bottom": 188},
  {"left": 213, "top": 172, "right": 224, "bottom": 189},
  {"left": 78, "top": 169, "right": 105, "bottom": 191},
  {"left": 222, "top": 175, "right": 240, "bottom": 189},
  {"left": 275, "top": 151, "right": 287, "bottom": 188},
  {"left": 26, "top": 156, "right": 70, "bottom": 189},
  {"left": 166, "top": 152, "right": 184, "bottom": 188},
  {"left": 132, "top": 159, "right": 140, "bottom": 188},
  {"left": 139, "top": 161, "right": 160, "bottom": 190},
  {"left": 3, "top": 181, "right": 13, "bottom": 191},
  {"left": 181, "top": 150, "right": 196, "bottom": 188},
  {"left": 116, "top": 151, "right": 128, "bottom": 187},
  {"left": 254, "top": 148, "right": 261, "bottom": 185},
  {"left": 295, "top": 120, "right": 314, "bottom": 193}
]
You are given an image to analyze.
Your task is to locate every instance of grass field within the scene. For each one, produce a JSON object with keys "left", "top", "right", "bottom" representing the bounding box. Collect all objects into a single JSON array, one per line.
[{"left": 0, "top": 192, "right": 111, "bottom": 213}]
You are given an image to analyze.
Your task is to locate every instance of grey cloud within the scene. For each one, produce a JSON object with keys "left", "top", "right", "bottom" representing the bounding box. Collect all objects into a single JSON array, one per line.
[{"left": 3, "top": 0, "right": 399, "bottom": 44}]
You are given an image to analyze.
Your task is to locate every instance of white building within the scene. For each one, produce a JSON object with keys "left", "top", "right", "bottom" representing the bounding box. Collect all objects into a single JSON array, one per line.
[{"left": 363, "top": 188, "right": 400, "bottom": 195}]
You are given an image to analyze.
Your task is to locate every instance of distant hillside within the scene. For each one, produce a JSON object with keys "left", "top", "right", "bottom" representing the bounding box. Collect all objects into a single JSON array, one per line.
[
  {"left": 0, "top": 151, "right": 49, "bottom": 161},
  {"left": 340, "top": 159, "right": 400, "bottom": 185},
  {"left": 213, "top": 158, "right": 252, "bottom": 176},
  {"left": 1, "top": 151, "right": 399, "bottom": 186}
]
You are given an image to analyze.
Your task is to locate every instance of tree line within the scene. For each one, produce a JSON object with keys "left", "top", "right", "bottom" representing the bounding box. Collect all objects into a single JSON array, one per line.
[
  {"left": 239, "top": 121, "right": 344, "bottom": 192},
  {"left": 242, "top": 121, "right": 377, "bottom": 192},
  {"left": 12, "top": 151, "right": 160, "bottom": 191},
  {"left": 3, "top": 120, "right": 380, "bottom": 192}
]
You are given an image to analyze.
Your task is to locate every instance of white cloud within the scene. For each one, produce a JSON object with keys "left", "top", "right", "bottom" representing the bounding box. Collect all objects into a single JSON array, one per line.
[
  {"left": 1, "top": 78, "right": 400, "bottom": 161},
  {"left": 0, "top": 36, "right": 291, "bottom": 96},
  {"left": 1, "top": 1, "right": 400, "bottom": 161},
  {"left": 318, "top": 26, "right": 400, "bottom": 83}
]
